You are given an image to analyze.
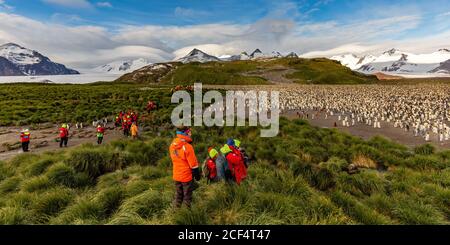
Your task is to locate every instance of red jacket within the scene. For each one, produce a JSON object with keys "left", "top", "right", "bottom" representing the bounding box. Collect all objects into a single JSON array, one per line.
[
  {"left": 59, "top": 128, "right": 69, "bottom": 138},
  {"left": 206, "top": 158, "right": 217, "bottom": 180},
  {"left": 20, "top": 132, "right": 30, "bottom": 142},
  {"left": 225, "top": 146, "right": 247, "bottom": 185}
]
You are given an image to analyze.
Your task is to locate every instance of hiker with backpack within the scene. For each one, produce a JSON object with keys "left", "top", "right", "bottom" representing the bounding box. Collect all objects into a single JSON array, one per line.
[
  {"left": 20, "top": 129, "right": 31, "bottom": 152},
  {"left": 233, "top": 139, "right": 250, "bottom": 168},
  {"left": 169, "top": 126, "right": 201, "bottom": 208},
  {"left": 96, "top": 124, "right": 105, "bottom": 145},
  {"left": 220, "top": 139, "right": 247, "bottom": 185},
  {"left": 59, "top": 124, "right": 69, "bottom": 148},
  {"left": 203, "top": 147, "right": 219, "bottom": 183},
  {"left": 202, "top": 147, "right": 231, "bottom": 183}
]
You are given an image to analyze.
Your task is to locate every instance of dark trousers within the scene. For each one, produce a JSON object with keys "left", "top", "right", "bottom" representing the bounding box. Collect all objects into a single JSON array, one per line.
[
  {"left": 60, "top": 137, "right": 68, "bottom": 147},
  {"left": 97, "top": 137, "right": 103, "bottom": 144},
  {"left": 22, "top": 142, "right": 29, "bottom": 152},
  {"left": 123, "top": 127, "right": 129, "bottom": 136},
  {"left": 174, "top": 181, "right": 194, "bottom": 208}
]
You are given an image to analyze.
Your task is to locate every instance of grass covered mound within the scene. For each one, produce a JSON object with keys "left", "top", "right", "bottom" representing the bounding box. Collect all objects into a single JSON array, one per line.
[
  {"left": 115, "top": 58, "right": 377, "bottom": 85},
  {"left": 281, "top": 58, "right": 377, "bottom": 84},
  {"left": 160, "top": 61, "right": 269, "bottom": 85},
  {"left": 0, "top": 118, "right": 448, "bottom": 224}
]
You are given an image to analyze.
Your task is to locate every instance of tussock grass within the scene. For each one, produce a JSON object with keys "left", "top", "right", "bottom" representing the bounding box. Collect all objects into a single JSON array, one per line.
[
  {"left": 0, "top": 115, "right": 448, "bottom": 224},
  {"left": 0, "top": 206, "right": 31, "bottom": 224},
  {"left": 31, "top": 188, "right": 75, "bottom": 223},
  {"left": 21, "top": 175, "right": 53, "bottom": 192},
  {"left": 0, "top": 176, "right": 22, "bottom": 194},
  {"left": 331, "top": 191, "right": 392, "bottom": 224}
]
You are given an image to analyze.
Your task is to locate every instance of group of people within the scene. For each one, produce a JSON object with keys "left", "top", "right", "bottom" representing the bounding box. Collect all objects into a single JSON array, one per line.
[
  {"left": 169, "top": 126, "right": 249, "bottom": 208},
  {"left": 18, "top": 122, "right": 108, "bottom": 153},
  {"left": 115, "top": 111, "right": 139, "bottom": 139}
]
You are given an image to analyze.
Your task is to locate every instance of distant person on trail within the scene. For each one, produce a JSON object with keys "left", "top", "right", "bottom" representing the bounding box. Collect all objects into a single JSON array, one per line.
[
  {"left": 59, "top": 124, "right": 69, "bottom": 148},
  {"left": 169, "top": 126, "right": 200, "bottom": 208},
  {"left": 122, "top": 115, "right": 130, "bottom": 137},
  {"left": 115, "top": 115, "right": 121, "bottom": 128},
  {"left": 20, "top": 129, "right": 31, "bottom": 152},
  {"left": 96, "top": 124, "right": 105, "bottom": 145},
  {"left": 131, "top": 122, "right": 139, "bottom": 139}
]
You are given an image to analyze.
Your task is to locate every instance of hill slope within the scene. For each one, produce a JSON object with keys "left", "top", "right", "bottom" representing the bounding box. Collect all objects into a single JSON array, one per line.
[{"left": 115, "top": 58, "right": 377, "bottom": 85}]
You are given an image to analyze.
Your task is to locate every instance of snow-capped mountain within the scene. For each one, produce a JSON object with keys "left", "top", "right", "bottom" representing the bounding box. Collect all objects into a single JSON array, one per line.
[
  {"left": 0, "top": 43, "right": 79, "bottom": 76},
  {"left": 248, "top": 49, "right": 288, "bottom": 59},
  {"left": 429, "top": 59, "right": 450, "bottom": 74},
  {"left": 219, "top": 52, "right": 252, "bottom": 61},
  {"left": 94, "top": 58, "right": 152, "bottom": 74},
  {"left": 330, "top": 54, "right": 376, "bottom": 70},
  {"left": 177, "top": 48, "right": 221, "bottom": 63},
  {"left": 271, "top": 51, "right": 283, "bottom": 58},
  {"left": 332, "top": 48, "right": 450, "bottom": 76},
  {"left": 250, "top": 49, "right": 264, "bottom": 59}
]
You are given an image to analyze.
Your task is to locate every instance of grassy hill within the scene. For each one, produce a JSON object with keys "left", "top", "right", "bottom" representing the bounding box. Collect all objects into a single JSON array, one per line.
[
  {"left": 115, "top": 58, "right": 378, "bottom": 85},
  {"left": 0, "top": 118, "right": 448, "bottom": 224},
  {"left": 0, "top": 83, "right": 174, "bottom": 126},
  {"left": 281, "top": 58, "right": 377, "bottom": 84}
]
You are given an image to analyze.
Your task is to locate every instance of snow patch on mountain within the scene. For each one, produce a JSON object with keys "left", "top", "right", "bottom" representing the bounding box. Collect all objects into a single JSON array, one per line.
[
  {"left": 0, "top": 43, "right": 41, "bottom": 65},
  {"left": 0, "top": 43, "right": 79, "bottom": 76},
  {"left": 333, "top": 48, "right": 450, "bottom": 77},
  {"left": 94, "top": 58, "right": 152, "bottom": 74}
]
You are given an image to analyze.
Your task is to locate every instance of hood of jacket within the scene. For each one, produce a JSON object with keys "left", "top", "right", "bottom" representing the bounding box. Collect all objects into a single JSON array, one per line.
[{"left": 171, "top": 133, "right": 193, "bottom": 150}]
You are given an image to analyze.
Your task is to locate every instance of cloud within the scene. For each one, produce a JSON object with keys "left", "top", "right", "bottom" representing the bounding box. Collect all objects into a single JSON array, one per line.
[
  {"left": 174, "top": 6, "right": 210, "bottom": 21},
  {"left": 50, "top": 13, "right": 86, "bottom": 24},
  {"left": 42, "top": 0, "right": 92, "bottom": 9},
  {"left": 0, "top": 0, "right": 13, "bottom": 10},
  {"left": 96, "top": 1, "right": 112, "bottom": 8},
  {"left": 0, "top": 10, "right": 447, "bottom": 70}
]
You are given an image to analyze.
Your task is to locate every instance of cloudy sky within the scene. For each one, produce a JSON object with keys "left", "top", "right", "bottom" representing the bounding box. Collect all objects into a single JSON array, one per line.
[{"left": 0, "top": 0, "right": 449, "bottom": 69}]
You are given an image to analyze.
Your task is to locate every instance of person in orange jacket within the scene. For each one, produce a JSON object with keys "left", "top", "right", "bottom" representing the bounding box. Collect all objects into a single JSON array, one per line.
[
  {"left": 131, "top": 122, "right": 139, "bottom": 139},
  {"left": 169, "top": 126, "right": 200, "bottom": 208},
  {"left": 20, "top": 129, "right": 31, "bottom": 152}
]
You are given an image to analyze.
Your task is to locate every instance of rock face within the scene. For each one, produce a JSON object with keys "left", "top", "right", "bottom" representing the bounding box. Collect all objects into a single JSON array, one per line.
[
  {"left": 0, "top": 43, "right": 79, "bottom": 76},
  {"left": 0, "top": 57, "right": 23, "bottom": 76}
]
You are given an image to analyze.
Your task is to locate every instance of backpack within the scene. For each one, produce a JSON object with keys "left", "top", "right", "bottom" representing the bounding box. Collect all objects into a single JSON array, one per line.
[
  {"left": 201, "top": 159, "right": 210, "bottom": 179},
  {"left": 219, "top": 153, "right": 233, "bottom": 181}
]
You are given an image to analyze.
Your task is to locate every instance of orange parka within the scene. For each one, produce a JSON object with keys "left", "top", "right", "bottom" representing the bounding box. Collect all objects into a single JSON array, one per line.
[{"left": 169, "top": 133, "right": 199, "bottom": 182}]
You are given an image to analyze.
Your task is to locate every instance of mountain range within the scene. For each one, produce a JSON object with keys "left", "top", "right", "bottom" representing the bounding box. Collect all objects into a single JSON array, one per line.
[
  {"left": 176, "top": 48, "right": 298, "bottom": 63},
  {"left": 331, "top": 48, "right": 450, "bottom": 75},
  {"left": 0, "top": 43, "right": 79, "bottom": 76}
]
